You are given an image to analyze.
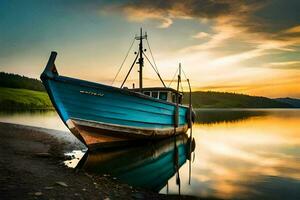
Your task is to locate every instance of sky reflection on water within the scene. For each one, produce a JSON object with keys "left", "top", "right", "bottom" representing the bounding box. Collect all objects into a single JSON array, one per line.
[
  {"left": 0, "top": 110, "right": 68, "bottom": 131},
  {"left": 161, "top": 109, "right": 300, "bottom": 199}
]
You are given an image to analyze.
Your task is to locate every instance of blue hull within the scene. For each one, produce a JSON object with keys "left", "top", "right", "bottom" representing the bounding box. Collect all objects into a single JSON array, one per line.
[{"left": 41, "top": 52, "right": 189, "bottom": 147}]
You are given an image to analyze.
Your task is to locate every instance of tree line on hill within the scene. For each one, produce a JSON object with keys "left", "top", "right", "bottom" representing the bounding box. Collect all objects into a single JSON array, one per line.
[
  {"left": 183, "top": 91, "right": 297, "bottom": 108},
  {"left": 0, "top": 72, "right": 45, "bottom": 92}
]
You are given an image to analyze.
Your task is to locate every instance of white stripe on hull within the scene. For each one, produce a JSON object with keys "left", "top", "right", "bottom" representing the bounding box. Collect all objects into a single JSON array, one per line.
[{"left": 67, "top": 118, "right": 188, "bottom": 149}]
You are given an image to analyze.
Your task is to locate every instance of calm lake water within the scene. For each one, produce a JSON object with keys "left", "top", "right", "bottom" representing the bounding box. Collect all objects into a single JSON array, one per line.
[{"left": 1, "top": 109, "right": 300, "bottom": 199}]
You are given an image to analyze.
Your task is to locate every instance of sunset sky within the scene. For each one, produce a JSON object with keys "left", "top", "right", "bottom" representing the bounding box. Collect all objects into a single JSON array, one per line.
[{"left": 0, "top": 0, "right": 300, "bottom": 98}]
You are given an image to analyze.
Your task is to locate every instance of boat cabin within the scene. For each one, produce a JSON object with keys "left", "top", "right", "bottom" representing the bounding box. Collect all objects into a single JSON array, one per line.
[{"left": 130, "top": 87, "right": 183, "bottom": 104}]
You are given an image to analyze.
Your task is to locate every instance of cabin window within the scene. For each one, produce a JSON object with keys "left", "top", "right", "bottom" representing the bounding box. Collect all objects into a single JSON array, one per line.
[
  {"left": 143, "top": 91, "right": 151, "bottom": 96},
  {"left": 159, "top": 92, "right": 167, "bottom": 101},
  {"left": 171, "top": 93, "right": 182, "bottom": 103},
  {"left": 152, "top": 91, "right": 158, "bottom": 99},
  {"left": 172, "top": 94, "right": 176, "bottom": 103},
  {"left": 178, "top": 95, "right": 182, "bottom": 104}
]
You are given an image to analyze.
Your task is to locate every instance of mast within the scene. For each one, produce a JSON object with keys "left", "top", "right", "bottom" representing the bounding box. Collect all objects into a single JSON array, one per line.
[
  {"left": 120, "top": 28, "right": 166, "bottom": 90},
  {"left": 135, "top": 28, "right": 147, "bottom": 91},
  {"left": 139, "top": 28, "right": 143, "bottom": 91}
]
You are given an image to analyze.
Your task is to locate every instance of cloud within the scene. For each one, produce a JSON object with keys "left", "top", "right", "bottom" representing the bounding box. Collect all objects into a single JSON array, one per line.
[
  {"left": 265, "top": 61, "right": 300, "bottom": 69},
  {"left": 105, "top": 0, "right": 266, "bottom": 28},
  {"left": 192, "top": 31, "right": 209, "bottom": 39},
  {"left": 286, "top": 25, "right": 300, "bottom": 33},
  {"left": 108, "top": 0, "right": 300, "bottom": 52},
  {"left": 182, "top": 23, "right": 245, "bottom": 52},
  {"left": 121, "top": 6, "right": 174, "bottom": 28},
  {"left": 62, "top": 1, "right": 300, "bottom": 56},
  {"left": 211, "top": 49, "right": 265, "bottom": 67}
]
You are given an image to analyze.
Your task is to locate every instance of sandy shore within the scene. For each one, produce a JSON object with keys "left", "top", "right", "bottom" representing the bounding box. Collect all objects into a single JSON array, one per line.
[{"left": 0, "top": 122, "right": 200, "bottom": 200}]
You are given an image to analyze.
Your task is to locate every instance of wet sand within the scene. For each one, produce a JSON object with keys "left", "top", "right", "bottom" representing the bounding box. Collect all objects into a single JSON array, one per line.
[{"left": 0, "top": 122, "right": 198, "bottom": 200}]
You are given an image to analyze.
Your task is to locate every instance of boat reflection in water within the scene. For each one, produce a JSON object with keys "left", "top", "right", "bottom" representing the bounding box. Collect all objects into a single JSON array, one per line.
[{"left": 77, "top": 134, "right": 196, "bottom": 192}]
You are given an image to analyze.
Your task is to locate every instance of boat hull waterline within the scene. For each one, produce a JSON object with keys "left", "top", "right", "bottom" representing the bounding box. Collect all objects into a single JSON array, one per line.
[
  {"left": 41, "top": 52, "right": 190, "bottom": 148},
  {"left": 81, "top": 134, "right": 190, "bottom": 192}
]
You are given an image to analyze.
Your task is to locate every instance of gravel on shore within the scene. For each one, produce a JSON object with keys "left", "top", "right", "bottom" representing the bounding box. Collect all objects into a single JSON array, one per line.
[{"left": 0, "top": 122, "right": 200, "bottom": 200}]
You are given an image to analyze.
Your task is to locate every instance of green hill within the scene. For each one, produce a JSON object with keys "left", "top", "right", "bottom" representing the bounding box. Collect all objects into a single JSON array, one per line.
[
  {"left": 275, "top": 97, "right": 300, "bottom": 108},
  {"left": 0, "top": 87, "right": 53, "bottom": 110},
  {"left": 183, "top": 91, "right": 293, "bottom": 108}
]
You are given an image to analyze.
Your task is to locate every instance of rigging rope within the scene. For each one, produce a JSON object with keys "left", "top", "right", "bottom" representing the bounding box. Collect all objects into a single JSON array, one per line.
[
  {"left": 111, "top": 37, "right": 136, "bottom": 85},
  {"left": 120, "top": 51, "right": 139, "bottom": 88},
  {"left": 180, "top": 68, "right": 190, "bottom": 92},
  {"left": 142, "top": 52, "right": 166, "bottom": 87},
  {"left": 181, "top": 68, "right": 189, "bottom": 80},
  {"left": 168, "top": 66, "right": 189, "bottom": 92},
  {"left": 180, "top": 79, "right": 184, "bottom": 94},
  {"left": 168, "top": 68, "right": 179, "bottom": 88},
  {"left": 146, "top": 38, "right": 160, "bottom": 73},
  {"left": 142, "top": 52, "right": 158, "bottom": 74}
]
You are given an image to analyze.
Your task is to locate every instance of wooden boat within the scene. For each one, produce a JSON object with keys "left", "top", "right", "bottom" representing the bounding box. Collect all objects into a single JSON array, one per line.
[
  {"left": 41, "top": 29, "right": 194, "bottom": 149},
  {"left": 78, "top": 134, "right": 195, "bottom": 192}
]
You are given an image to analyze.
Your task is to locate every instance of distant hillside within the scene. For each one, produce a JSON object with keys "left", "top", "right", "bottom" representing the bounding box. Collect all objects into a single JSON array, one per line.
[
  {"left": 183, "top": 91, "right": 294, "bottom": 108},
  {"left": 0, "top": 87, "right": 53, "bottom": 110},
  {"left": 0, "top": 72, "right": 45, "bottom": 91},
  {"left": 275, "top": 98, "right": 300, "bottom": 108}
]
